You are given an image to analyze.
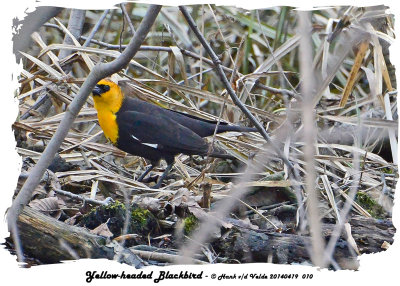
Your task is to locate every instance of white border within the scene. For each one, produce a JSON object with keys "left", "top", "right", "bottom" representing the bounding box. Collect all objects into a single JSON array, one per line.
[{"left": 1, "top": 1, "right": 398, "bottom": 285}]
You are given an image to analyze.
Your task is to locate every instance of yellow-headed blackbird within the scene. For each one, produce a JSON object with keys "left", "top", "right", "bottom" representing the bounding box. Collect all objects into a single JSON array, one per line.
[{"left": 92, "top": 79, "right": 257, "bottom": 188}]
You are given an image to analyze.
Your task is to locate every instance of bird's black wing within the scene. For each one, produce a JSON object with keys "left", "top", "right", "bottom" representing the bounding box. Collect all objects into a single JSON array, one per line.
[
  {"left": 116, "top": 111, "right": 209, "bottom": 155},
  {"left": 119, "top": 97, "right": 257, "bottom": 137}
]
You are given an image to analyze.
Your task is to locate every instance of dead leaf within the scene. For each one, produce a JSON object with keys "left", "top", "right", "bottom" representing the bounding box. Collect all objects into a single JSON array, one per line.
[
  {"left": 132, "top": 196, "right": 161, "bottom": 213},
  {"left": 90, "top": 221, "right": 113, "bottom": 238},
  {"left": 28, "top": 196, "right": 65, "bottom": 219},
  {"left": 339, "top": 40, "right": 370, "bottom": 107},
  {"left": 64, "top": 212, "right": 82, "bottom": 225},
  {"left": 170, "top": 188, "right": 198, "bottom": 208}
]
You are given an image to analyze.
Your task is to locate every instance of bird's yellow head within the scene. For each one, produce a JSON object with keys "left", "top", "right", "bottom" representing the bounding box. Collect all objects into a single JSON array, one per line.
[
  {"left": 92, "top": 79, "right": 124, "bottom": 144},
  {"left": 92, "top": 79, "right": 124, "bottom": 113}
]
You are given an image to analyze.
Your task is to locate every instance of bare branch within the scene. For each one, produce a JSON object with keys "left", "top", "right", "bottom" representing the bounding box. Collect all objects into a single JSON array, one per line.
[{"left": 13, "top": 7, "right": 63, "bottom": 63}]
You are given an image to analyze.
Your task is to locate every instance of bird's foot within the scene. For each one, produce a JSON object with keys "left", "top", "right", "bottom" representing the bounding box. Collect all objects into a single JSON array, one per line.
[
  {"left": 137, "top": 164, "right": 155, "bottom": 182},
  {"left": 150, "top": 163, "right": 173, "bottom": 189},
  {"left": 141, "top": 175, "right": 159, "bottom": 184}
]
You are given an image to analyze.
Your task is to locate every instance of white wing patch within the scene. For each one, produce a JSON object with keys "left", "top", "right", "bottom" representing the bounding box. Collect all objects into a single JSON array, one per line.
[
  {"left": 142, "top": 143, "right": 158, "bottom": 149},
  {"left": 131, "top": 135, "right": 158, "bottom": 149}
]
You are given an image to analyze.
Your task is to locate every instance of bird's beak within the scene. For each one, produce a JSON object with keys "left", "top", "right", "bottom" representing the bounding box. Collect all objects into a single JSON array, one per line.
[{"left": 92, "top": 85, "right": 102, "bottom": 96}]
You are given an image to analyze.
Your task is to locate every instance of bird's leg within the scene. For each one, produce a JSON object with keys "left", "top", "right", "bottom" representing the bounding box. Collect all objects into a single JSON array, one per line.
[
  {"left": 152, "top": 163, "right": 173, "bottom": 189},
  {"left": 137, "top": 164, "right": 154, "bottom": 182}
]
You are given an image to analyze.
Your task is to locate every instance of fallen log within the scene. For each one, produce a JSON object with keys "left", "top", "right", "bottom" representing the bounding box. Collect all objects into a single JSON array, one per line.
[
  {"left": 13, "top": 207, "right": 144, "bottom": 267},
  {"left": 11, "top": 207, "right": 395, "bottom": 270},
  {"left": 212, "top": 216, "right": 395, "bottom": 269}
]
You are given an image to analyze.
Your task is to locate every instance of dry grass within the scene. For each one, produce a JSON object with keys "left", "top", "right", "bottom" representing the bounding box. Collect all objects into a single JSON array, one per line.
[{"left": 14, "top": 4, "right": 396, "bottom": 268}]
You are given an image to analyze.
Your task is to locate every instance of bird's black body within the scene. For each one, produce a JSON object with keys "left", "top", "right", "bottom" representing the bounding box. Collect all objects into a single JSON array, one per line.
[
  {"left": 92, "top": 80, "right": 257, "bottom": 188},
  {"left": 115, "top": 96, "right": 256, "bottom": 165}
]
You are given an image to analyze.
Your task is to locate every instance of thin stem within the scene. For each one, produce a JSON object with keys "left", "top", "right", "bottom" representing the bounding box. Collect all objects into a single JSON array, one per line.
[
  {"left": 53, "top": 189, "right": 113, "bottom": 206},
  {"left": 83, "top": 9, "right": 110, "bottom": 47},
  {"left": 120, "top": 3, "right": 136, "bottom": 35},
  {"left": 298, "top": 10, "right": 325, "bottom": 268}
]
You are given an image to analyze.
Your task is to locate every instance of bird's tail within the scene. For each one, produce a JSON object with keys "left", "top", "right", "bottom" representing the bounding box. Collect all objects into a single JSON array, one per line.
[
  {"left": 216, "top": 125, "right": 258, "bottom": 134},
  {"left": 206, "top": 145, "right": 237, "bottom": 160},
  {"left": 209, "top": 152, "right": 236, "bottom": 160}
]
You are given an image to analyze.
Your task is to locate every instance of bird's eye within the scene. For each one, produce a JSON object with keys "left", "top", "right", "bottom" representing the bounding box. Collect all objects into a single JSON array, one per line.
[
  {"left": 93, "top": 84, "right": 110, "bottom": 96},
  {"left": 99, "top": 84, "right": 110, "bottom": 92}
]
